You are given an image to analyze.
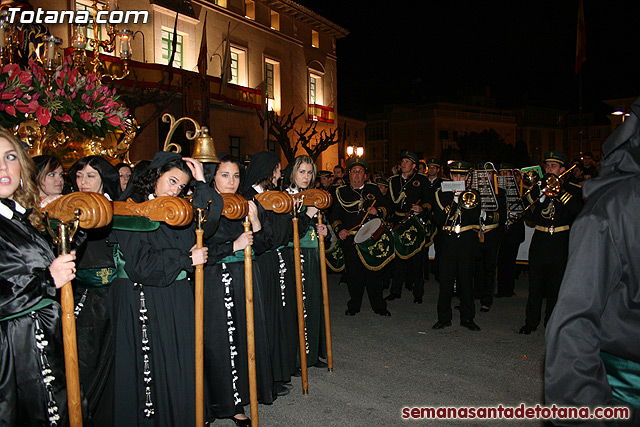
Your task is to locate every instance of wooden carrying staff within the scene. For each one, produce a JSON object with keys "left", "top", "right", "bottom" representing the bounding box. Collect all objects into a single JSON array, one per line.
[
  {"left": 221, "top": 194, "right": 261, "bottom": 426},
  {"left": 43, "top": 192, "right": 114, "bottom": 427},
  {"left": 289, "top": 189, "right": 333, "bottom": 394},
  {"left": 296, "top": 190, "right": 334, "bottom": 372}
]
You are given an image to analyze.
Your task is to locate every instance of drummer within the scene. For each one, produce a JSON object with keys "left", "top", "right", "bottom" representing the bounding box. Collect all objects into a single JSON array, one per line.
[
  {"left": 385, "top": 151, "right": 433, "bottom": 304},
  {"left": 329, "top": 157, "right": 392, "bottom": 316}
]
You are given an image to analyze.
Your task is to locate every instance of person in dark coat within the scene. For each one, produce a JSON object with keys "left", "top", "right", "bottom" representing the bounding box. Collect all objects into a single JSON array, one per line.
[
  {"left": 519, "top": 151, "right": 584, "bottom": 335},
  {"left": 545, "top": 97, "right": 640, "bottom": 426},
  {"left": 109, "top": 151, "right": 221, "bottom": 426},
  {"left": 0, "top": 129, "right": 83, "bottom": 425}
]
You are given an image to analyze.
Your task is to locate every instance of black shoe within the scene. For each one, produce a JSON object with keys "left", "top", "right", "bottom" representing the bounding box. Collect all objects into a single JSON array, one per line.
[
  {"left": 385, "top": 294, "right": 401, "bottom": 301},
  {"left": 519, "top": 325, "right": 536, "bottom": 335},
  {"left": 374, "top": 309, "right": 391, "bottom": 316},
  {"left": 313, "top": 360, "right": 328, "bottom": 368},
  {"left": 460, "top": 320, "right": 481, "bottom": 331},
  {"left": 345, "top": 309, "right": 358, "bottom": 316},
  {"left": 232, "top": 416, "right": 251, "bottom": 426},
  {"left": 276, "top": 384, "right": 290, "bottom": 396},
  {"left": 480, "top": 305, "right": 490, "bottom": 312},
  {"left": 432, "top": 320, "right": 451, "bottom": 330},
  {"left": 413, "top": 296, "right": 423, "bottom": 304}
]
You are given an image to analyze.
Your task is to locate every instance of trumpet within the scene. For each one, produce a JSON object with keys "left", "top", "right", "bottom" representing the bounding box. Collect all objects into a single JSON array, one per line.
[
  {"left": 444, "top": 185, "right": 479, "bottom": 236},
  {"left": 507, "top": 164, "right": 576, "bottom": 222}
]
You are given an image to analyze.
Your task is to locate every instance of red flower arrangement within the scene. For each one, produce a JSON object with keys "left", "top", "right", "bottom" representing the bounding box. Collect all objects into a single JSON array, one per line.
[{"left": 0, "top": 57, "right": 129, "bottom": 138}]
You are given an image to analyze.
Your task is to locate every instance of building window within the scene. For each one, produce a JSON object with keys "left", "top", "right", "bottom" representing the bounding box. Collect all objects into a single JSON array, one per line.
[
  {"left": 229, "top": 136, "right": 240, "bottom": 158},
  {"left": 270, "top": 10, "right": 280, "bottom": 30},
  {"left": 311, "top": 30, "right": 319, "bottom": 48},
  {"left": 264, "top": 58, "right": 281, "bottom": 113},
  {"left": 245, "top": 0, "right": 255, "bottom": 20},
  {"left": 230, "top": 46, "right": 247, "bottom": 86},
  {"left": 161, "top": 29, "right": 183, "bottom": 68},
  {"left": 309, "top": 73, "right": 323, "bottom": 105}
]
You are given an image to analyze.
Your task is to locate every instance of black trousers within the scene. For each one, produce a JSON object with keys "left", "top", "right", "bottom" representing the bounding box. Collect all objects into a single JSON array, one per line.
[
  {"left": 438, "top": 248, "right": 475, "bottom": 322},
  {"left": 524, "top": 231, "right": 569, "bottom": 329},
  {"left": 390, "top": 251, "right": 424, "bottom": 298},
  {"left": 496, "top": 227, "right": 523, "bottom": 296},
  {"left": 474, "top": 230, "right": 502, "bottom": 307},
  {"left": 342, "top": 242, "right": 387, "bottom": 312}
]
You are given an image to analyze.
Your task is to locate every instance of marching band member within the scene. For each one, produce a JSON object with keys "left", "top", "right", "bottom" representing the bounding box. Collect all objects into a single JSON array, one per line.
[
  {"left": 329, "top": 157, "right": 392, "bottom": 316},
  {"left": 495, "top": 164, "right": 525, "bottom": 298},
  {"left": 473, "top": 167, "right": 507, "bottom": 313},
  {"left": 425, "top": 158, "right": 444, "bottom": 281},
  {"left": 519, "top": 151, "right": 583, "bottom": 335},
  {"left": 432, "top": 161, "right": 482, "bottom": 331},
  {"left": 385, "top": 151, "right": 433, "bottom": 304}
]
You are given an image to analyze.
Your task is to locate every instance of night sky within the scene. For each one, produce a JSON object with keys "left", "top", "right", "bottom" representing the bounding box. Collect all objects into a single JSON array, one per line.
[{"left": 297, "top": 1, "right": 640, "bottom": 118}]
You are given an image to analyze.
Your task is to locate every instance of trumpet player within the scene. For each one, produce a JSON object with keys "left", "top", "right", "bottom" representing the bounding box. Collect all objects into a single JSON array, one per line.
[
  {"left": 519, "top": 151, "right": 583, "bottom": 335},
  {"left": 432, "top": 161, "right": 482, "bottom": 331}
]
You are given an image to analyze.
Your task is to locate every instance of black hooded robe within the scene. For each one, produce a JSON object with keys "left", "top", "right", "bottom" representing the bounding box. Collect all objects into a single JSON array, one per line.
[{"left": 545, "top": 96, "right": 640, "bottom": 426}]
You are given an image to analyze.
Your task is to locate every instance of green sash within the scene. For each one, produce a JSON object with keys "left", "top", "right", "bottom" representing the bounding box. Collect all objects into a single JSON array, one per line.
[
  {"left": 218, "top": 249, "right": 255, "bottom": 264},
  {"left": 601, "top": 351, "right": 640, "bottom": 408},
  {"left": 75, "top": 267, "right": 116, "bottom": 288},
  {"left": 0, "top": 298, "right": 55, "bottom": 322}
]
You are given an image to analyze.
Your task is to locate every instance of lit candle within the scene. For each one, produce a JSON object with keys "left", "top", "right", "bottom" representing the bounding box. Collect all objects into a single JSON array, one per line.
[
  {"left": 72, "top": 25, "right": 87, "bottom": 49},
  {"left": 119, "top": 30, "right": 132, "bottom": 59},
  {"left": 46, "top": 38, "right": 56, "bottom": 61}
]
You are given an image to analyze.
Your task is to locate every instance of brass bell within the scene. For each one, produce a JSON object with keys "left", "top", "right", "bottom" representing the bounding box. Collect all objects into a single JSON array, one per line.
[{"left": 191, "top": 126, "right": 220, "bottom": 163}]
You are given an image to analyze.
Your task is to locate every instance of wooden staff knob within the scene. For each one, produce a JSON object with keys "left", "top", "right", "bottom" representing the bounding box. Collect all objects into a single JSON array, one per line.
[
  {"left": 296, "top": 189, "right": 332, "bottom": 210},
  {"left": 254, "top": 191, "right": 294, "bottom": 213},
  {"left": 220, "top": 193, "right": 249, "bottom": 220},
  {"left": 113, "top": 197, "right": 194, "bottom": 226},
  {"left": 42, "top": 192, "right": 113, "bottom": 229}
]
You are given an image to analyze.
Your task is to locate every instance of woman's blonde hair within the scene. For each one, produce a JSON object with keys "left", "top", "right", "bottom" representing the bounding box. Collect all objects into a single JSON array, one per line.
[
  {"left": 288, "top": 155, "right": 316, "bottom": 190},
  {"left": 0, "top": 128, "right": 44, "bottom": 231}
]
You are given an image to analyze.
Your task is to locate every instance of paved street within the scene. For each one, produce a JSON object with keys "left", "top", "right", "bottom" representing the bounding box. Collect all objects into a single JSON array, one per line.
[{"left": 215, "top": 270, "right": 551, "bottom": 426}]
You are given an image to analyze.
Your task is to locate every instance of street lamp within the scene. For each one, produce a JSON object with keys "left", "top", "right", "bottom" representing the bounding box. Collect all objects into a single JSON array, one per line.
[{"left": 346, "top": 145, "right": 364, "bottom": 157}]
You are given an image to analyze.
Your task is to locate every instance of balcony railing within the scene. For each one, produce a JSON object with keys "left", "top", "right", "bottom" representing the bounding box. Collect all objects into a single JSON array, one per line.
[{"left": 308, "top": 103, "right": 334, "bottom": 124}]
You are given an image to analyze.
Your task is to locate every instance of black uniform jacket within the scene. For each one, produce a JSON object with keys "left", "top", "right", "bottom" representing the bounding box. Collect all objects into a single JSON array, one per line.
[
  {"left": 388, "top": 172, "right": 433, "bottom": 224},
  {"left": 329, "top": 183, "right": 390, "bottom": 236}
]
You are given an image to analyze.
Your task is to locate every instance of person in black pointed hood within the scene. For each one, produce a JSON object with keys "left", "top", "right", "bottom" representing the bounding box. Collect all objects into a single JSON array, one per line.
[
  {"left": 545, "top": 96, "right": 640, "bottom": 426},
  {"left": 243, "top": 151, "right": 281, "bottom": 196}
]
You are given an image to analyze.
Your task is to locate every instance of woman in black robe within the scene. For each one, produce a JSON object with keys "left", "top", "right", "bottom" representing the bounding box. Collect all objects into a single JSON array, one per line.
[
  {"left": 109, "top": 151, "right": 221, "bottom": 426},
  {"left": 243, "top": 151, "right": 299, "bottom": 394},
  {"left": 0, "top": 129, "right": 80, "bottom": 425},
  {"left": 67, "top": 155, "right": 121, "bottom": 424},
  {"left": 203, "top": 155, "right": 275, "bottom": 426},
  {"left": 284, "top": 155, "right": 329, "bottom": 369}
]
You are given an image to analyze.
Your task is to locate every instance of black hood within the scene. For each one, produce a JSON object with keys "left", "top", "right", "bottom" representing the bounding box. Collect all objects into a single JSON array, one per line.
[
  {"left": 242, "top": 151, "right": 279, "bottom": 192},
  {"left": 582, "top": 96, "right": 640, "bottom": 199}
]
